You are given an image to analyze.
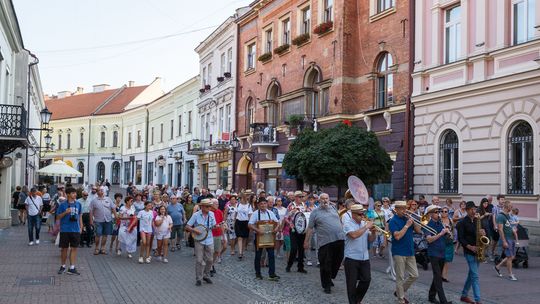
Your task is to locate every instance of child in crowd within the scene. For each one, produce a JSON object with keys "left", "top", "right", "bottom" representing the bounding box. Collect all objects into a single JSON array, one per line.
[
  {"left": 138, "top": 202, "right": 155, "bottom": 264},
  {"left": 154, "top": 206, "right": 173, "bottom": 263}
]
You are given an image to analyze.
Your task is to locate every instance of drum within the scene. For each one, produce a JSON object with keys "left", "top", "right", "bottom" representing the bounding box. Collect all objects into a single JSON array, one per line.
[
  {"left": 293, "top": 212, "right": 307, "bottom": 234},
  {"left": 192, "top": 224, "right": 209, "bottom": 242}
]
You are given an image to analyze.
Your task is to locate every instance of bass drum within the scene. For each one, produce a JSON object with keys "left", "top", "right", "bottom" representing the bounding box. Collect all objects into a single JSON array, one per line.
[{"left": 293, "top": 212, "right": 307, "bottom": 234}]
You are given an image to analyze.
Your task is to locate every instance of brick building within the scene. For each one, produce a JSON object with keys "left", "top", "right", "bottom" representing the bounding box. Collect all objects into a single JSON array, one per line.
[{"left": 234, "top": 0, "right": 412, "bottom": 199}]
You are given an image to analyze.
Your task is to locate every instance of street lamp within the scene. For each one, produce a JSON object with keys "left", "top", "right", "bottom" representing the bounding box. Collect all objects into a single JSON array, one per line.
[
  {"left": 40, "top": 107, "right": 52, "bottom": 125},
  {"left": 168, "top": 148, "right": 182, "bottom": 161},
  {"left": 168, "top": 148, "right": 174, "bottom": 158}
]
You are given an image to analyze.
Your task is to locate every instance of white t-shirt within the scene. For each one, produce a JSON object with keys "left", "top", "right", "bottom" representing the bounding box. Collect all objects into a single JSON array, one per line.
[
  {"left": 119, "top": 205, "right": 136, "bottom": 227},
  {"left": 155, "top": 215, "right": 172, "bottom": 234},
  {"left": 236, "top": 203, "right": 253, "bottom": 221},
  {"left": 137, "top": 210, "right": 154, "bottom": 233},
  {"left": 25, "top": 195, "right": 43, "bottom": 216}
]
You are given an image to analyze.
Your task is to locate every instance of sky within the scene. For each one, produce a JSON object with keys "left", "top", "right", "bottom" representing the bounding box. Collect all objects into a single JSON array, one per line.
[{"left": 13, "top": 0, "right": 252, "bottom": 95}]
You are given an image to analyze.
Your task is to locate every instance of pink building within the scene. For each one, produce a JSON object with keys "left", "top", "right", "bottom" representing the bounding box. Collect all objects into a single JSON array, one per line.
[{"left": 411, "top": 0, "right": 540, "bottom": 251}]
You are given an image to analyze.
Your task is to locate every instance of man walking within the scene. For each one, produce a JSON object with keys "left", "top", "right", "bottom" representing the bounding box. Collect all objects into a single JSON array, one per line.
[
  {"left": 167, "top": 195, "right": 185, "bottom": 251},
  {"left": 79, "top": 191, "right": 92, "bottom": 247},
  {"left": 56, "top": 187, "right": 83, "bottom": 275},
  {"left": 25, "top": 187, "right": 43, "bottom": 246},
  {"left": 89, "top": 187, "right": 117, "bottom": 255},
  {"left": 303, "top": 193, "right": 344, "bottom": 294},
  {"left": 186, "top": 199, "right": 216, "bottom": 286},
  {"left": 286, "top": 190, "right": 307, "bottom": 273}
]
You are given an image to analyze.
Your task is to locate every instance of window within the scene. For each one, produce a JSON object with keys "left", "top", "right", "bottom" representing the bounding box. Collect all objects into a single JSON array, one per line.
[
  {"left": 151, "top": 127, "right": 154, "bottom": 145},
  {"left": 208, "top": 63, "right": 212, "bottom": 86},
  {"left": 178, "top": 115, "right": 182, "bottom": 136},
  {"left": 188, "top": 111, "right": 193, "bottom": 133},
  {"left": 265, "top": 28, "right": 273, "bottom": 53},
  {"left": 377, "top": 0, "right": 395, "bottom": 13},
  {"left": 66, "top": 133, "right": 71, "bottom": 149},
  {"left": 137, "top": 130, "right": 141, "bottom": 147},
  {"left": 205, "top": 113, "right": 210, "bottom": 141},
  {"left": 100, "top": 132, "right": 105, "bottom": 148},
  {"left": 219, "top": 161, "right": 229, "bottom": 189},
  {"left": 201, "top": 163, "right": 209, "bottom": 189},
  {"left": 282, "top": 18, "right": 291, "bottom": 45},
  {"left": 512, "top": 0, "right": 536, "bottom": 45},
  {"left": 112, "top": 161, "right": 120, "bottom": 184},
  {"left": 324, "top": 0, "right": 333, "bottom": 22},
  {"left": 112, "top": 130, "right": 118, "bottom": 147},
  {"left": 226, "top": 104, "right": 232, "bottom": 132},
  {"left": 281, "top": 97, "right": 305, "bottom": 123},
  {"left": 124, "top": 161, "right": 131, "bottom": 184},
  {"left": 160, "top": 123, "right": 164, "bottom": 142},
  {"left": 227, "top": 48, "right": 233, "bottom": 73},
  {"left": 439, "top": 130, "right": 459, "bottom": 193},
  {"left": 79, "top": 132, "right": 84, "bottom": 148},
  {"left": 376, "top": 52, "right": 394, "bottom": 108},
  {"left": 202, "top": 66, "right": 207, "bottom": 86},
  {"left": 301, "top": 6, "right": 311, "bottom": 34},
  {"left": 200, "top": 114, "right": 206, "bottom": 140},
  {"left": 168, "top": 163, "right": 173, "bottom": 186},
  {"left": 218, "top": 107, "right": 224, "bottom": 136},
  {"left": 247, "top": 42, "right": 256, "bottom": 70},
  {"left": 170, "top": 119, "right": 174, "bottom": 139},
  {"left": 220, "top": 53, "right": 226, "bottom": 76},
  {"left": 128, "top": 132, "right": 132, "bottom": 149},
  {"left": 135, "top": 160, "right": 142, "bottom": 185},
  {"left": 321, "top": 88, "right": 330, "bottom": 116},
  {"left": 246, "top": 98, "right": 254, "bottom": 132},
  {"left": 508, "top": 121, "right": 534, "bottom": 195},
  {"left": 147, "top": 162, "right": 154, "bottom": 184},
  {"left": 444, "top": 5, "right": 462, "bottom": 64}
]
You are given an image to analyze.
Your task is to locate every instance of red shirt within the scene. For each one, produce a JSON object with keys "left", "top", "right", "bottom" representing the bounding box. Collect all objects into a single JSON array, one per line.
[{"left": 212, "top": 209, "right": 223, "bottom": 237}]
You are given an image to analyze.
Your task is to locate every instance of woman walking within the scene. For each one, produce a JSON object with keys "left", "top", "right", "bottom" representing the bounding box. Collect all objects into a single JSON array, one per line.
[
  {"left": 234, "top": 191, "right": 253, "bottom": 260},
  {"left": 440, "top": 206, "right": 454, "bottom": 281},
  {"left": 154, "top": 205, "right": 173, "bottom": 263},
  {"left": 225, "top": 193, "right": 238, "bottom": 255},
  {"left": 118, "top": 196, "right": 137, "bottom": 258}
]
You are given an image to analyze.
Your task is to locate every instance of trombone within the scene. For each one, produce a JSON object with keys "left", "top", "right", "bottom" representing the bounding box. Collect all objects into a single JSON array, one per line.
[{"left": 405, "top": 210, "right": 453, "bottom": 240}]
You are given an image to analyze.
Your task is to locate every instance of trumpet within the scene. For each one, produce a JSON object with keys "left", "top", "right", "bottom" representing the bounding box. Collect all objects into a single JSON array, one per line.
[{"left": 371, "top": 222, "right": 391, "bottom": 239}]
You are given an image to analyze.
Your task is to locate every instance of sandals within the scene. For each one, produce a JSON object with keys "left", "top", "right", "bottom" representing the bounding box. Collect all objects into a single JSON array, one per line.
[
  {"left": 94, "top": 249, "right": 100, "bottom": 255},
  {"left": 100, "top": 250, "right": 107, "bottom": 255}
]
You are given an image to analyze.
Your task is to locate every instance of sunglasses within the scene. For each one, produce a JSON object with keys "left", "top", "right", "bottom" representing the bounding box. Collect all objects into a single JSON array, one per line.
[
  {"left": 442, "top": 211, "right": 448, "bottom": 213},
  {"left": 375, "top": 204, "right": 382, "bottom": 207},
  {"left": 410, "top": 204, "right": 417, "bottom": 206}
]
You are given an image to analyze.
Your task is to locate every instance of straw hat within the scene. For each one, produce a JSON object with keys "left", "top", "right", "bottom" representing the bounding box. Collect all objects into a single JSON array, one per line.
[
  {"left": 294, "top": 190, "right": 304, "bottom": 197},
  {"left": 394, "top": 201, "right": 407, "bottom": 208},
  {"left": 425, "top": 205, "right": 440, "bottom": 214},
  {"left": 199, "top": 199, "right": 213, "bottom": 207},
  {"left": 350, "top": 204, "right": 365, "bottom": 214}
]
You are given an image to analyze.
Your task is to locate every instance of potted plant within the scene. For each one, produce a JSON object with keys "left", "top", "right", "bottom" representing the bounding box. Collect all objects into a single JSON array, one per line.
[
  {"left": 258, "top": 52, "right": 272, "bottom": 62},
  {"left": 205, "top": 84, "right": 211, "bottom": 90},
  {"left": 274, "top": 44, "right": 290, "bottom": 55},
  {"left": 287, "top": 114, "right": 304, "bottom": 136},
  {"left": 217, "top": 76, "right": 224, "bottom": 82},
  {"left": 292, "top": 33, "right": 310, "bottom": 46},
  {"left": 224, "top": 72, "right": 231, "bottom": 78},
  {"left": 314, "top": 21, "right": 333, "bottom": 35}
]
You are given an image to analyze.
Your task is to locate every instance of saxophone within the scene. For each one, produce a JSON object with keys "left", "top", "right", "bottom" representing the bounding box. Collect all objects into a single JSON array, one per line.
[{"left": 476, "top": 214, "right": 490, "bottom": 262}]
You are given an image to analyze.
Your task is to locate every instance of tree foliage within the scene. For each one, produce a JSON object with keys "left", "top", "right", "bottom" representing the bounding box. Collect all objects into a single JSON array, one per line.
[{"left": 282, "top": 123, "right": 393, "bottom": 188}]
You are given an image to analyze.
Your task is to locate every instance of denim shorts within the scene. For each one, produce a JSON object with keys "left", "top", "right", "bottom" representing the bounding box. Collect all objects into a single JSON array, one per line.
[
  {"left": 94, "top": 221, "right": 113, "bottom": 236},
  {"left": 502, "top": 239, "right": 516, "bottom": 257}
]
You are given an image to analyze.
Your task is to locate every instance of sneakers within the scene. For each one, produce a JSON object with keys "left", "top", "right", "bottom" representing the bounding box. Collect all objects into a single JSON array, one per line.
[
  {"left": 509, "top": 274, "right": 517, "bottom": 281},
  {"left": 460, "top": 296, "right": 474, "bottom": 304},
  {"left": 163, "top": 258, "right": 168, "bottom": 263},
  {"left": 202, "top": 277, "right": 213, "bottom": 284},
  {"left": 138, "top": 257, "right": 144, "bottom": 264},
  {"left": 127, "top": 254, "right": 133, "bottom": 259},
  {"left": 306, "top": 261, "right": 313, "bottom": 266},
  {"left": 156, "top": 256, "right": 162, "bottom": 262},
  {"left": 268, "top": 274, "right": 280, "bottom": 281},
  {"left": 256, "top": 273, "right": 263, "bottom": 280},
  {"left": 57, "top": 266, "right": 66, "bottom": 274},
  {"left": 145, "top": 257, "right": 151, "bottom": 264},
  {"left": 28, "top": 241, "right": 34, "bottom": 246},
  {"left": 35, "top": 240, "right": 40, "bottom": 245},
  {"left": 195, "top": 280, "right": 202, "bottom": 286},
  {"left": 116, "top": 250, "right": 121, "bottom": 256},
  {"left": 493, "top": 266, "right": 502, "bottom": 277},
  {"left": 67, "top": 268, "right": 81, "bottom": 275}
]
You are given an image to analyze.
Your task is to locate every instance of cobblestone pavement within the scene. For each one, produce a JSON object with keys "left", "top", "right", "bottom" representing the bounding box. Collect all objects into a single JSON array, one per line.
[{"left": 2, "top": 224, "right": 538, "bottom": 304}]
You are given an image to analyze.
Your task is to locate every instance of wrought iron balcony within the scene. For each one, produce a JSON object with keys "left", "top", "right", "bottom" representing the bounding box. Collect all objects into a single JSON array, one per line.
[
  {"left": 0, "top": 104, "right": 28, "bottom": 157},
  {"left": 251, "top": 123, "right": 279, "bottom": 147},
  {"left": 187, "top": 139, "right": 208, "bottom": 155}
]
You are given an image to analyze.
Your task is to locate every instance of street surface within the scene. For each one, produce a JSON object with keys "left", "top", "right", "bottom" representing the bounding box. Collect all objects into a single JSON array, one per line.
[{"left": 1, "top": 224, "right": 538, "bottom": 304}]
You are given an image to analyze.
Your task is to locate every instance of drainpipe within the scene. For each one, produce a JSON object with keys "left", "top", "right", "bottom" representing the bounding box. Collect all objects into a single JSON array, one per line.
[
  {"left": 24, "top": 49, "right": 39, "bottom": 186},
  {"left": 404, "top": 0, "right": 416, "bottom": 199},
  {"left": 144, "top": 108, "right": 149, "bottom": 186}
]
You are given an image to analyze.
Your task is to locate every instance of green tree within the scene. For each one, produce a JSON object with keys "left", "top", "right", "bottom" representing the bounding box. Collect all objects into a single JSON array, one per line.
[{"left": 282, "top": 123, "right": 393, "bottom": 191}]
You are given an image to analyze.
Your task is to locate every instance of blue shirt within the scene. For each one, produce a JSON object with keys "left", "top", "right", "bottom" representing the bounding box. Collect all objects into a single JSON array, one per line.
[
  {"left": 426, "top": 219, "right": 446, "bottom": 258},
  {"left": 389, "top": 215, "right": 414, "bottom": 256},
  {"left": 57, "top": 200, "right": 82, "bottom": 233},
  {"left": 343, "top": 216, "right": 371, "bottom": 260},
  {"left": 167, "top": 203, "right": 185, "bottom": 226},
  {"left": 187, "top": 211, "right": 216, "bottom": 245}
]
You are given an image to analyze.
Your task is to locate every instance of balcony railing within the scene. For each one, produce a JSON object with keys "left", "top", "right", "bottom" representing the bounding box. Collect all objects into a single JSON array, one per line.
[
  {"left": 0, "top": 104, "right": 27, "bottom": 139},
  {"left": 251, "top": 123, "right": 279, "bottom": 146},
  {"left": 187, "top": 139, "right": 208, "bottom": 155}
]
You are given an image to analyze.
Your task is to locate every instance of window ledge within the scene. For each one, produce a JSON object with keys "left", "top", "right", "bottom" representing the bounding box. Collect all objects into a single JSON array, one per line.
[
  {"left": 505, "top": 195, "right": 539, "bottom": 201},
  {"left": 244, "top": 68, "right": 256, "bottom": 76},
  {"left": 277, "top": 49, "right": 291, "bottom": 57},
  {"left": 317, "top": 28, "right": 334, "bottom": 38},
  {"left": 295, "top": 39, "right": 311, "bottom": 48},
  {"left": 369, "top": 7, "right": 397, "bottom": 23},
  {"left": 261, "top": 57, "right": 273, "bottom": 65}
]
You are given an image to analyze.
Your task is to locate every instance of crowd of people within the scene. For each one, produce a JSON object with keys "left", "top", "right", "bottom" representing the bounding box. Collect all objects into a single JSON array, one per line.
[{"left": 12, "top": 181, "right": 524, "bottom": 304}]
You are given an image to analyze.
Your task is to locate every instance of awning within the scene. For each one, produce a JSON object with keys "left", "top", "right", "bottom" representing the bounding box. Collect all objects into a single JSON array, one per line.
[{"left": 37, "top": 160, "right": 82, "bottom": 177}]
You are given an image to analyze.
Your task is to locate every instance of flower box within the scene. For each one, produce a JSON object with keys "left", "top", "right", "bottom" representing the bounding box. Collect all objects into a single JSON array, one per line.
[
  {"left": 273, "top": 44, "right": 290, "bottom": 55},
  {"left": 224, "top": 72, "right": 231, "bottom": 78},
  {"left": 217, "top": 76, "right": 224, "bottom": 82},
  {"left": 258, "top": 52, "right": 272, "bottom": 62},
  {"left": 292, "top": 33, "right": 310, "bottom": 46},
  {"left": 199, "top": 88, "right": 206, "bottom": 93},
  {"left": 205, "top": 84, "right": 211, "bottom": 90},
  {"left": 314, "top": 21, "right": 333, "bottom": 35}
]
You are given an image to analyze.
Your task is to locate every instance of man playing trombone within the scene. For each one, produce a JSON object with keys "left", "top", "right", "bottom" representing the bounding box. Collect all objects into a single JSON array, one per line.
[{"left": 389, "top": 201, "right": 422, "bottom": 304}]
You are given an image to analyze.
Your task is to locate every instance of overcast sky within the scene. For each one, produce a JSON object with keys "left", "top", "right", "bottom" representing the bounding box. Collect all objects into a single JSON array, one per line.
[{"left": 14, "top": 0, "right": 251, "bottom": 95}]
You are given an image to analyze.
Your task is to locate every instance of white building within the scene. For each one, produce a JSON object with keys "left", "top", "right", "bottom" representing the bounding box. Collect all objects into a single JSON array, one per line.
[
  {"left": 194, "top": 9, "right": 247, "bottom": 192},
  {"left": 0, "top": 0, "right": 46, "bottom": 228}
]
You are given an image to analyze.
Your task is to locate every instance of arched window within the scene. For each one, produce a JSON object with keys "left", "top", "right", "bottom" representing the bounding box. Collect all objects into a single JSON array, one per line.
[
  {"left": 100, "top": 131, "right": 106, "bottom": 148},
  {"left": 246, "top": 98, "right": 254, "bottom": 132},
  {"left": 508, "top": 120, "right": 534, "bottom": 195},
  {"left": 376, "top": 52, "right": 394, "bottom": 108},
  {"left": 58, "top": 134, "right": 62, "bottom": 150},
  {"left": 266, "top": 82, "right": 280, "bottom": 126},
  {"left": 439, "top": 130, "right": 458, "bottom": 193},
  {"left": 66, "top": 133, "right": 71, "bottom": 149},
  {"left": 305, "top": 67, "right": 320, "bottom": 118},
  {"left": 77, "top": 162, "right": 84, "bottom": 184},
  {"left": 112, "top": 131, "right": 118, "bottom": 147},
  {"left": 79, "top": 132, "right": 84, "bottom": 148},
  {"left": 96, "top": 162, "right": 105, "bottom": 183},
  {"left": 111, "top": 161, "right": 120, "bottom": 185}
]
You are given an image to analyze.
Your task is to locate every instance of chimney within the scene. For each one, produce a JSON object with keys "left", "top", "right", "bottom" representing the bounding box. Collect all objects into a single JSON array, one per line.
[
  {"left": 128, "top": 81, "right": 135, "bottom": 87},
  {"left": 74, "top": 87, "right": 84, "bottom": 95},
  {"left": 93, "top": 84, "right": 110, "bottom": 93},
  {"left": 57, "top": 91, "right": 71, "bottom": 99}
]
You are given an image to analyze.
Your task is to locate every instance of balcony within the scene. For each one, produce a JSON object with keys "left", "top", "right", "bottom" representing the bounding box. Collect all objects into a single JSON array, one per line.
[
  {"left": 187, "top": 139, "right": 208, "bottom": 155},
  {"left": 251, "top": 123, "right": 279, "bottom": 147},
  {"left": 0, "top": 104, "right": 28, "bottom": 156}
]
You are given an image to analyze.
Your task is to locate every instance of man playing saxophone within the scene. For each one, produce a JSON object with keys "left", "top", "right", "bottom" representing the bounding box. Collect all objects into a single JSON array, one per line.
[{"left": 456, "top": 201, "right": 488, "bottom": 304}]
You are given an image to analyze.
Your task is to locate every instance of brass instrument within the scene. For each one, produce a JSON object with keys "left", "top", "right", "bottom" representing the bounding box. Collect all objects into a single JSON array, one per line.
[
  {"left": 405, "top": 210, "right": 438, "bottom": 235},
  {"left": 476, "top": 214, "right": 490, "bottom": 262},
  {"left": 371, "top": 222, "right": 391, "bottom": 239}
]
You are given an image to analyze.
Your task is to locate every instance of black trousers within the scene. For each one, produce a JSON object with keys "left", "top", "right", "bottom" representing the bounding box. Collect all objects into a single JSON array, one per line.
[
  {"left": 429, "top": 256, "right": 449, "bottom": 303},
  {"left": 318, "top": 240, "right": 345, "bottom": 288},
  {"left": 287, "top": 231, "right": 306, "bottom": 270},
  {"left": 81, "top": 213, "right": 92, "bottom": 245},
  {"left": 344, "top": 258, "right": 371, "bottom": 304}
]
